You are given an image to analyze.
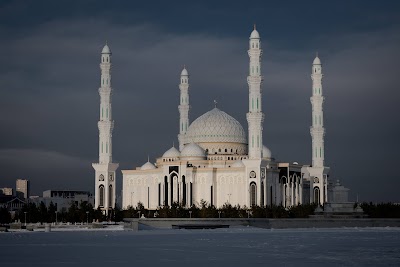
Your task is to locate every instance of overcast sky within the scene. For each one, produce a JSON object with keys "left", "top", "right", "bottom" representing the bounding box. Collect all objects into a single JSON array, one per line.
[{"left": 0, "top": 0, "right": 399, "bottom": 202}]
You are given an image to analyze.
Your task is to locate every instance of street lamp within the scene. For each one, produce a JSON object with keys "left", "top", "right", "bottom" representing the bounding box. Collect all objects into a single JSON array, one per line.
[
  {"left": 138, "top": 211, "right": 141, "bottom": 218},
  {"left": 218, "top": 211, "right": 221, "bottom": 219},
  {"left": 189, "top": 210, "right": 192, "bottom": 218},
  {"left": 24, "top": 212, "right": 27, "bottom": 227},
  {"left": 86, "top": 211, "right": 89, "bottom": 225}
]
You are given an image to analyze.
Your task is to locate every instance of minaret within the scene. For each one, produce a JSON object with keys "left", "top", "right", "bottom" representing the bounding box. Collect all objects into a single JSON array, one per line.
[
  {"left": 92, "top": 43, "right": 119, "bottom": 213},
  {"left": 178, "top": 66, "right": 190, "bottom": 151},
  {"left": 247, "top": 25, "right": 264, "bottom": 159},
  {"left": 310, "top": 54, "right": 325, "bottom": 167},
  {"left": 304, "top": 53, "right": 328, "bottom": 206}
]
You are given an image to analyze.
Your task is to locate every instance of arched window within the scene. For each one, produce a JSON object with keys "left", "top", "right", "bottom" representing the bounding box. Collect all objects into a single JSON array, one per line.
[
  {"left": 109, "top": 184, "right": 113, "bottom": 207},
  {"left": 164, "top": 176, "right": 168, "bottom": 206},
  {"left": 314, "top": 187, "right": 320, "bottom": 204},
  {"left": 106, "top": 57, "right": 108, "bottom": 62},
  {"left": 182, "top": 175, "right": 186, "bottom": 206},
  {"left": 106, "top": 108, "right": 108, "bottom": 118},
  {"left": 250, "top": 182, "right": 257, "bottom": 206},
  {"left": 99, "top": 185, "right": 105, "bottom": 207},
  {"left": 260, "top": 181, "right": 264, "bottom": 207}
]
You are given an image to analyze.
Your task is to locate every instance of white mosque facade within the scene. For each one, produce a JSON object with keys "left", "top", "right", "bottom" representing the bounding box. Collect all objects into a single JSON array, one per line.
[{"left": 93, "top": 27, "right": 330, "bottom": 212}]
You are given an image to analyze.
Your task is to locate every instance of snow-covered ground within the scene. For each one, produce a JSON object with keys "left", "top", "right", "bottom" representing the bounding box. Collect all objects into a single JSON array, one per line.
[{"left": 1, "top": 227, "right": 399, "bottom": 266}]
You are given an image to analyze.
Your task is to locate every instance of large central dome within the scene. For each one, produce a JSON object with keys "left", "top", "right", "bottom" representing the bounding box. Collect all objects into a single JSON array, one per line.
[{"left": 184, "top": 108, "right": 247, "bottom": 155}]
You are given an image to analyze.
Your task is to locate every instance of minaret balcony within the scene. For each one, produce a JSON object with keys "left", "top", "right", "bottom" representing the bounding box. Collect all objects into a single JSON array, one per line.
[
  {"left": 247, "top": 76, "right": 263, "bottom": 84},
  {"left": 310, "top": 127, "right": 325, "bottom": 135}
]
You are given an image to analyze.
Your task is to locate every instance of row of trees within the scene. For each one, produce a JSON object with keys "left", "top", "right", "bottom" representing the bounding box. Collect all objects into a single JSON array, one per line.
[
  {"left": 1, "top": 201, "right": 399, "bottom": 224},
  {"left": 122, "top": 201, "right": 318, "bottom": 219},
  {"left": 360, "top": 202, "right": 400, "bottom": 218},
  {"left": 0, "top": 201, "right": 112, "bottom": 224}
]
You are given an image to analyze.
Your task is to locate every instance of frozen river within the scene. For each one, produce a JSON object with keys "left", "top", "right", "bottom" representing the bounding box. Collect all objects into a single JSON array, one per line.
[{"left": 1, "top": 227, "right": 400, "bottom": 266}]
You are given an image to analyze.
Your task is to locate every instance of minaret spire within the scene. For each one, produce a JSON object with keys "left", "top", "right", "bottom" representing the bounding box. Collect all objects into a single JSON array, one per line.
[
  {"left": 178, "top": 66, "right": 190, "bottom": 151},
  {"left": 247, "top": 25, "right": 264, "bottom": 159},
  {"left": 93, "top": 43, "right": 119, "bottom": 213}
]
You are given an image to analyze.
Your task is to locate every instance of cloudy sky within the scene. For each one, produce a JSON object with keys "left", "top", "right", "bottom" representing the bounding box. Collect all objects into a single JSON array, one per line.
[{"left": 0, "top": 1, "right": 399, "bottom": 202}]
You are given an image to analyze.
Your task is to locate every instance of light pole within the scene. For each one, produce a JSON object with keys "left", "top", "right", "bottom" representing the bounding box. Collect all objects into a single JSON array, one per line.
[
  {"left": 86, "top": 211, "right": 89, "bottom": 225},
  {"left": 55, "top": 211, "right": 58, "bottom": 225},
  {"left": 138, "top": 211, "right": 141, "bottom": 218},
  {"left": 218, "top": 211, "right": 221, "bottom": 219},
  {"left": 189, "top": 210, "right": 192, "bottom": 218},
  {"left": 24, "top": 212, "right": 27, "bottom": 227}
]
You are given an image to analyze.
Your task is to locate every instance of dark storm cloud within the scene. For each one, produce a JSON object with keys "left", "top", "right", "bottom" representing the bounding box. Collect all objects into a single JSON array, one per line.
[{"left": 0, "top": 1, "right": 399, "bottom": 202}]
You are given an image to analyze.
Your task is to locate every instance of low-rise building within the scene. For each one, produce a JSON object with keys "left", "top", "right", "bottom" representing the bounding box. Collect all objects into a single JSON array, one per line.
[
  {"left": 31, "top": 190, "right": 94, "bottom": 212},
  {"left": 0, "top": 187, "right": 13, "bottom": 196}
]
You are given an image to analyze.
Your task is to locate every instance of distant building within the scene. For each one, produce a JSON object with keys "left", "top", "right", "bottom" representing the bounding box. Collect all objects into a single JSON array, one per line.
[
  {"left": 31, "top": 190, "right": 94, "bottom": 212},
  {"left": 16, "top": 179, "right": 30, "bottom": 199},
  {"left": 0, "top": 196, "right": 26, "bottom": 211},
  {"left": 0, "top": 187, "right": 13, "bottom": 196},
  {"left": 314, "top": 180, "right": 363, "bottom": 217}
]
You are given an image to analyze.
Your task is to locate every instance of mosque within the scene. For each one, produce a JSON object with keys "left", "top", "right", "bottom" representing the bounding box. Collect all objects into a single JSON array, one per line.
[{"left": 92, "top": 26, "right": 330, "bottom": 212}]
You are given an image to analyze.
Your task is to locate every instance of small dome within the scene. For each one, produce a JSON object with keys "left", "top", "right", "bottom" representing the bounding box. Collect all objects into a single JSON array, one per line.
[
  {"left": 141, "top": 161, "right": 156, "bottom": 170},
  {"left": 250, "top": 27, "right": 260, "bottom": 39},
  {"left": 162, "top": 146, "right": 181, "bottom": 158},
  {"left": 262, "top": 145, "right": 272, "bottom": 159},
  {"left": 231, "top": 160, "right": 245, "bottom": 168},
  {"left": 313, "top": 56, "right": 321, "bottom": 65},
  {"left": 102, "top": 44, "right": 111, "bottom": 54},
  {"left": 181, "top": 67, "right": 188, "bottom": 76},
  {"left": 181, "top": 143, "right": 205, "bottom": 158}
]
